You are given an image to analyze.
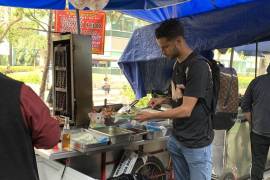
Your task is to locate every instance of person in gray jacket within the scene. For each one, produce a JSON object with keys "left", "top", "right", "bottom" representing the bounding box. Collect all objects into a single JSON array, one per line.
[{"left": 241, "top": 63, "right": 270, "bottom": 180}]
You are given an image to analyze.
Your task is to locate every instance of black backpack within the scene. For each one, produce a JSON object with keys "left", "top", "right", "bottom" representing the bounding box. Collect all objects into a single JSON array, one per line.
[
  {"left": 203, "top": 59, "right": 239, "bottom": 130},
  {"left": 185, "top": 54, "right": 239, "bottom": 130}
]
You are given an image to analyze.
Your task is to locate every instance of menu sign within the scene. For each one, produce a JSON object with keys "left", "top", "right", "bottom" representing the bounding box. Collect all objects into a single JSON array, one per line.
[{"left": 55, "top": 10, "right": 106, "bottom": 54}]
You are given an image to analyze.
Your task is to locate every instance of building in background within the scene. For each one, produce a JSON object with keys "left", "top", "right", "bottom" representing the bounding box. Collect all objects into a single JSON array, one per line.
[{"left": 92, "top": 12, "right": 149, "bottom": 73}]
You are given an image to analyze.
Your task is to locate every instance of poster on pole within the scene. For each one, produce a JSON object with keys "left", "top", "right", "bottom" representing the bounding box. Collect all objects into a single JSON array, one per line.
[{"left": 55, "top": 10, "right": 106, "bottom": 54}]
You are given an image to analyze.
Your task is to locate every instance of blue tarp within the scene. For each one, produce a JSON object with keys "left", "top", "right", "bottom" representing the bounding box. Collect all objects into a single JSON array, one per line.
[
  {"left": 0, "top": 0, "right": 66, "bottom": 9},
  {"left": 119, "top": 0, "right": 270, "bottom": 98},
  {"left": 0, "top": 0, "right": 188, "bottom": 10},
  {"left": 0, "top": 0, "right": 268, "bottom": 99},
  {"left": 0, "top": 0, "right": 256, "bottom": 19},
  {"left": 103, "top": 0, "right": 189, "bottom": 10},
  {"left": 0, "top": 0, "right": 256, "bottom": 17},
  {"left": 123, "top": 0, "right": 255, "bottom": 23}
]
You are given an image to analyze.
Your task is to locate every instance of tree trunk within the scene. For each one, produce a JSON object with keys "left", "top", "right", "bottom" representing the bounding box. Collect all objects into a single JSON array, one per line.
[
  {"left": 8, "top": 42, "right": 12, "bottom": 66},
  {"left": 0, "top": 17, "right": 22, "bottom": 43},
  {"left": 39, "top": 10, "right": 52, "bottom": 99}
]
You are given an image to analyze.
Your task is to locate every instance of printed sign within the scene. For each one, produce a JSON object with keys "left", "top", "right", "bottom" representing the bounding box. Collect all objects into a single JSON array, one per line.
[{"left": 55, "top": 10, "right": 106, "bottom": 54}]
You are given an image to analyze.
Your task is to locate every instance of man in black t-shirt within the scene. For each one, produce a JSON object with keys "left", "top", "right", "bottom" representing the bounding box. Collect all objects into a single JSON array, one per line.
[
  {"left": 135, "top": 19, "right": 214, "bottom": 180},
  {"left": 241, "top": 64, "right": 270, "bottom": 180}
]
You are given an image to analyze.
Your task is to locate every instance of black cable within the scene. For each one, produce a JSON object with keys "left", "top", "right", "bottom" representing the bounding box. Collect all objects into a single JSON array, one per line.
[{"left": 61, "top": 164, "right": 67, "bottom": 180}]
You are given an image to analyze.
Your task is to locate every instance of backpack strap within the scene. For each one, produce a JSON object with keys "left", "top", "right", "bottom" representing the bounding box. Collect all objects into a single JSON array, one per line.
[{"left": 184, "top": 56, "right": 213, "bottom": 115}]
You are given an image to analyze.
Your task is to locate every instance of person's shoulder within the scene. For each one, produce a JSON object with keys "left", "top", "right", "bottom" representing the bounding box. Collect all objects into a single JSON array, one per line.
[
  {"left": 20, "top": 84, "right": 37, "bottom": 96},
  {"left": 254, "top": 74, "right": 270, "bottom": 84},
  {"left": 189, "top": 57, "right": 209, "bottom": 70},
  {"left": 257, "top": 74, "right": 270, "bottom": 79},
  {"left": 247, "top": 76, "right": 264, "bottom": 89}
]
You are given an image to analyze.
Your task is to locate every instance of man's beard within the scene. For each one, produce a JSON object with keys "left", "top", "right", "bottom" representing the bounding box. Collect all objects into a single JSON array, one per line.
[
  {"left": 169, "top": 53, "right": 179, "bottom": 60},
  {"left": 169, "top": 47, "right": 180, "bottom": 60}
]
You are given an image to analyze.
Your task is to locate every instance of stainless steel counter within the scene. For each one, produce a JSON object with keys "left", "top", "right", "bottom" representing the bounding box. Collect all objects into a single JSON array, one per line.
[{"left": 35, "top": 136, "right": 169, "bottom": 160}]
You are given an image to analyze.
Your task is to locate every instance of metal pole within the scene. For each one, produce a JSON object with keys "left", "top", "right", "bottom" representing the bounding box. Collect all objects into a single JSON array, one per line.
[
  {"left": 172, "top": 5, "right": 177, "bottom": 18},
  {"left": 76, "top": 9, "right": 81, "bottom": 34},
  {"left": 230, "top": 48, "right": 234, "bottom": 68},
  {"left": 255, "top": 42, "right": 258, "bottom": 77}
]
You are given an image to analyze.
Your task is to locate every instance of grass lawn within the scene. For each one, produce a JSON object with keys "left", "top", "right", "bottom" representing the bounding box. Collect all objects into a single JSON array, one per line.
[
  {"left": 5, "top": 70, "right": 129, "bottom": 89},
  {"left": 6, "top": 70, "right": 42, "bottom": 84},
  {"left": 238, "top": 75, "right": 254, "bottom": 94}
]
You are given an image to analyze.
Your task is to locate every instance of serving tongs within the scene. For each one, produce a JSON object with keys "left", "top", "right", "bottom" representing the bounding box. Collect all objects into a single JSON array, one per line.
[{"left": 117, "top": 99, "right": 139, "bottom": 114}]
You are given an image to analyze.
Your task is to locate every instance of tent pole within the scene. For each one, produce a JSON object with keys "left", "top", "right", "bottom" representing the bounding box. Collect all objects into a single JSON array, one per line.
[
  {"left": 76, "top": 9, "right": 81, "bottom": 34},
  {"left": 172, "top": 5, "right": 177, "bottom": 18},
  {"left": 230, "top": 48, "right": 234, "bottom": 68},
  {"left": 255, "top": 42, "right": 258, "bottom": 77}
]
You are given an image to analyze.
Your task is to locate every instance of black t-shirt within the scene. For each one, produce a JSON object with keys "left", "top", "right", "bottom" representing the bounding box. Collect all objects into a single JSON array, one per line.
[{"left": 171, "top": 52, "right": 214, "bottom": 148}]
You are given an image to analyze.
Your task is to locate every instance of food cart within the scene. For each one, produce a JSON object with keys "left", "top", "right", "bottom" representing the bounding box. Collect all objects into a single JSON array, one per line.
[
  {"left": 1, "top": 0, "right": 270, "bottom": 180},
  {"left": 38, "top": 1, "right": 270, "bottom": 179},
  {"left": 34, "top": 32, "right": 172, "bottom": 180}
]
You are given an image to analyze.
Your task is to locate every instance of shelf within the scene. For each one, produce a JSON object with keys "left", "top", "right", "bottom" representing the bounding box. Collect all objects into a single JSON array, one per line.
[
  {"left": 55, "top": 67, "right": 66, "bottom": 71},
  {"left": 54, "top": 108, "right": 64, "bottom": 111},
  {"left": 55, "top": 87, "right": 67, "bottom": 92}
]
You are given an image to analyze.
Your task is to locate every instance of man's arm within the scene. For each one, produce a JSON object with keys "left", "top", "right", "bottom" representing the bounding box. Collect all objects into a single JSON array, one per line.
[
  {"left": 136, "top": 96, "right": 197, "bottom": 121},
  {"left": 136, "top": 58, "right": 209, "bottom": 121},
  {"left": 160, "top": 96, "right": 197, "bottom": 118},
  {"left": 20, "top": 84, "right": 60, "bottom": 149},
  {"left": 241, "top": 79, "right": 255, "bottom": 116}
]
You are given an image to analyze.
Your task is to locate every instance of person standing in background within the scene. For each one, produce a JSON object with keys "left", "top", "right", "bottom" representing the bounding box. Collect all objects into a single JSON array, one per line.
[
  {"left": 103, "top": 76, "right": 111, "bottom": 95},
  {"left": 241, "top": 64, "right": 270, "bottom": 180}
]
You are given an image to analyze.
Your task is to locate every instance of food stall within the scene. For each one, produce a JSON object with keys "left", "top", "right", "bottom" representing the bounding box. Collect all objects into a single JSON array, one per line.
[
  {"left": 1, "top": 0, "right": 270, "bottom": 180},
  {"left": 31, "top": 0, "right": 270, "bottom": 179},
  {"left": 36, "top": 33, "right": 173, "bottom": 180}
]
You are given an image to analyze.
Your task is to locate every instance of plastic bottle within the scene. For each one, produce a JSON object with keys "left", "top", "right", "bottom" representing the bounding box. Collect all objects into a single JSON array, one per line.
[{"left": 62, "top": 116, "right": 71, "bottom": 150}]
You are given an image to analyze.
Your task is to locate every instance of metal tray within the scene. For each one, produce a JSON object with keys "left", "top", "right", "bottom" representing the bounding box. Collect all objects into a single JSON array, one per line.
[
  {"left": 89, "top": 126, "right": 133, "bottom": 144},
  {"left": 70, "top": 128, "right": 109, "bottom": 152},
  {"left": 145, "top": 130, "right": 163, "bottom": 140},
  {"left": 128, "top": 128, "right": 148, "bottom": 141}
]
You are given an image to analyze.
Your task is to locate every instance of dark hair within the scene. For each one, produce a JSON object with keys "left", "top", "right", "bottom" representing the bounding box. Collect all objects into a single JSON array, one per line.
[{"left": 155, "top": 19, "right": 184, "bottom": 40}]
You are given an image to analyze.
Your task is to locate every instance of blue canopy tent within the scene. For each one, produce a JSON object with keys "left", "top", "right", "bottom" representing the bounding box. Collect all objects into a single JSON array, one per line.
[
  {"left": 0, "top": 0, "right": 255, "bottom": 12},
  {"left": 0, "top": 0, "right": 256, "bottom": 22},
  {"left": 0, "top": 0, "right": 268, "bottom": 98},
  {"left": 118, "top": 0, "right": 270, "bottom": 98},
  {"left": 122, "top": 0, "right": 255, "bottom": 23},
  {"left": 0, "top": 0, "right": 194, "bottom": 10}
]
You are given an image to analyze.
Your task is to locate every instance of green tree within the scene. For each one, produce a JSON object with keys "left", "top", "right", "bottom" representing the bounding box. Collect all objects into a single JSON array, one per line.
[
  {"left": 0, "top": 7, "right": 52, "bottom": 99},
  {"left": 0, "top": 8, "right": 49, "bottom": 66},
  {"left": 0, "top": 8, "right": 23, "bottom": 42},
  {"left": 7, "top": 9, "right": 48, "bottom": 66}
]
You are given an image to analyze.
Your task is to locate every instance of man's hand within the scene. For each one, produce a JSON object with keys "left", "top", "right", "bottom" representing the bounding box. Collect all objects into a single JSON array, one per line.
[
  {"left": 148, "top": 97, "right": 166, "bottom": 108},
  {"left": 243, "top": 112, "right": 251, "bottom": 124},
  {"left": 135, "top": 111, "right": 154, "bottom": 122},
  {"left": 54, "top": 116, "right": 64, "bottom": 125}
]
